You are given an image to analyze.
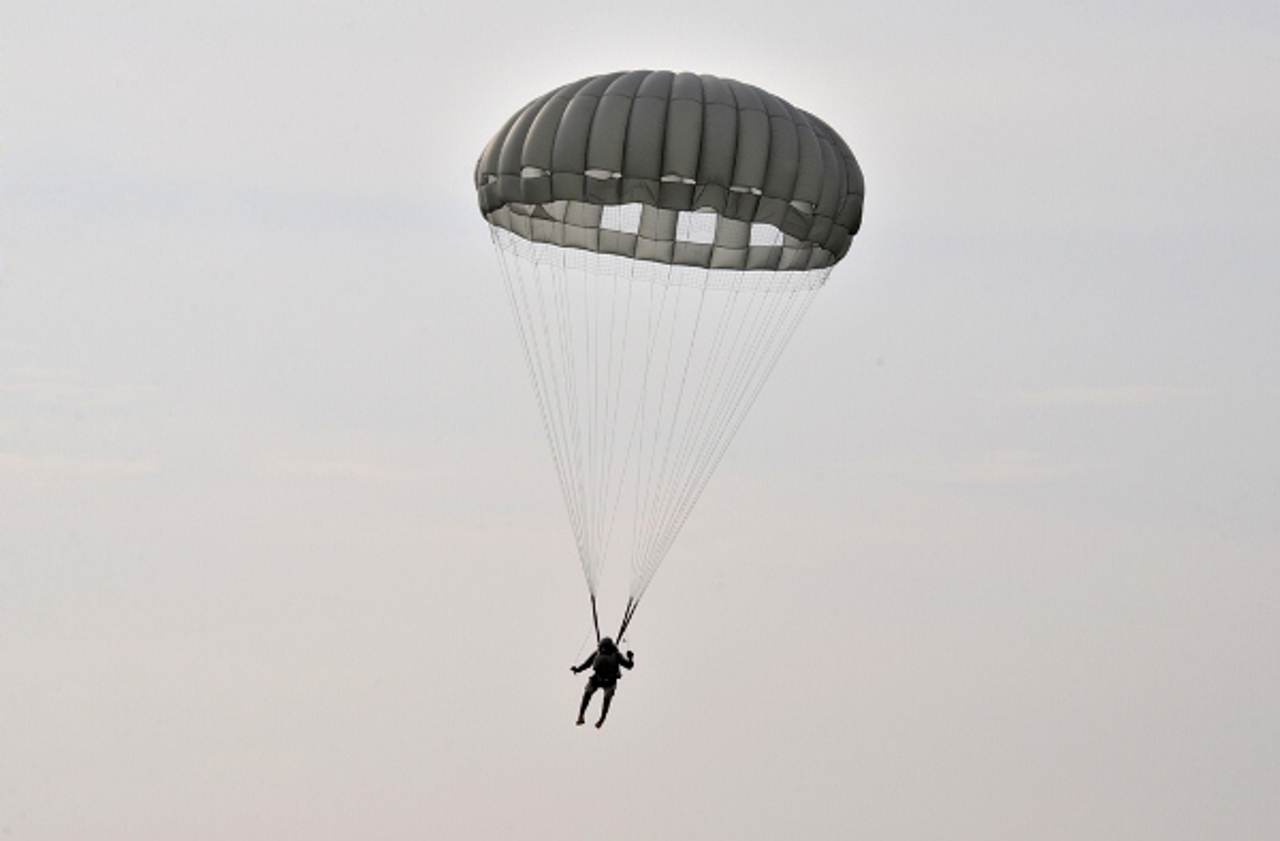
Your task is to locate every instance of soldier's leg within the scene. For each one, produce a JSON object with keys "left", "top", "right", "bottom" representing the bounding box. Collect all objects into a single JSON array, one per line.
[
  {"left": 577, "top": 681, "right": 597, "bottom": 725},
  {"left": 595, "top": 686, "right": 616, "bottom": 728}
]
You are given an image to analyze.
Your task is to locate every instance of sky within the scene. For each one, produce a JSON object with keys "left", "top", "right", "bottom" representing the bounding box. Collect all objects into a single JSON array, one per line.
[{"left": 2, "top": 0, "right": 1278, "bottom": 838}]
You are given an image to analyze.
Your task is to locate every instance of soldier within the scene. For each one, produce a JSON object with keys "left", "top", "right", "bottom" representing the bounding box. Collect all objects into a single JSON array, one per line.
[{"left": 571, "top": 637, "right": 635, "bottom": 728}]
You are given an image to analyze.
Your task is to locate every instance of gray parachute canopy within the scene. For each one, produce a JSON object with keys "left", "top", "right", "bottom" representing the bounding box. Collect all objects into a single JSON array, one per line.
[{"left": 475, "top": 70, "right": 864, "bottom": 272}]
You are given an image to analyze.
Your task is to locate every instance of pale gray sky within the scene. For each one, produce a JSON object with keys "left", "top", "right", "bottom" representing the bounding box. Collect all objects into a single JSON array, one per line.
[{"left": 2, "top": 1, "right": 1278, "bottom": 839}]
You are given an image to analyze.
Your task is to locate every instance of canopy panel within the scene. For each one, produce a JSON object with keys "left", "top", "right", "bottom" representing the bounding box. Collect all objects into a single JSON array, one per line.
[{"left": 475, "top": 70, "right": 864, "bottom": 271}]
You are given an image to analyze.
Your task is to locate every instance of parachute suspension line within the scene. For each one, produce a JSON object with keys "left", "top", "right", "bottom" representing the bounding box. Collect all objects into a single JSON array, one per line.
[
  {"left": 589, "top": 245, "right": 627, "bottom": 586},
  {"left": 616, "top": 597, "right": 638, "bottom": 641},
  {"left": 634, "top": 278, "right": 711, "bottom": 581},
  {"left": 684, "top": 280, "right": 801, "bottom": 500},
  {"left": 590, "top": 594, "right": 602, "bottom": 644},
  {"left": 630, "top": 276, "right": 709, "bottom": 594},
  {"left": 630, "top": 272, "right": 762, "bottom": 594},
  {"left": 553, "top": 243, "right": 594, "bottom": 587},
  {"left": 584, "top": 243, "right": 603, "bottom": 579},
  {"left": 648, "top": 284, "right": 821, "bottom": 580},
  {"left": 633, "top": 272, "right": 743, "bottom": 579},
  {"left": 573, "top": 242, "right": 603, "bottom": 588},
  {"left": 629, "top": 269, "right": 829, "bottom": 602},
  {"left": 632, "top": 262, "right": 689, "bottom": 600},
  {"left": 629, "top": 264, "right": 677, "bottom": 595},
  {"left": 595, "top": 251, "right": 643, "bottom": 571},
  {"left": 643, "top": 284, "right": 823, "bottom": 589},
  {"left": 492, "top": 229, "right": 591, "bottom": 587},
  {"left": 549, "top": 253, "right": 594, "bottom": 582},
  {"left": 575, "top": 245, "right": 594, "bottom": 576},
  {"left": 662, "top": 274, "right": 781, "bottom": 584},
  {"left": 586, "top": 247, "right": 603, "bottom": 579},
  {"left": 539, "top": 243, "right": 595, "bottom": 589},
  {"left": 575, "top": 241, "right": 641, "bottom": 595},
  {"left": 657, "top": 279, "right": 764, "bottom": 548},
  {"left": 492, "top": 224, "right": 833, "bottom": 612}
]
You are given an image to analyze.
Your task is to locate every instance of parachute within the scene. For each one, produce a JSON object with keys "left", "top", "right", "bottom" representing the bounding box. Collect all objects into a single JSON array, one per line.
[{"left": 476, "top": 70, "right": 864, "bottom": 641}]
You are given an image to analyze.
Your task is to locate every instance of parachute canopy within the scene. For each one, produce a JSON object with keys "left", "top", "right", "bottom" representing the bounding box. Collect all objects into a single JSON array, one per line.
[
  {"left": 476, "top": 70, "right": 864, "bottom": 272},
  {"left": 477, "top": 71, "right": 864, "bottom": 640}
]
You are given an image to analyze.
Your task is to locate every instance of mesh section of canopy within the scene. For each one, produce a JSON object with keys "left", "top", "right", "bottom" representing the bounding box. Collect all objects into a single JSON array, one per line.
[{"left": 475, "top": 70, "right": 864, "bottom": 271}]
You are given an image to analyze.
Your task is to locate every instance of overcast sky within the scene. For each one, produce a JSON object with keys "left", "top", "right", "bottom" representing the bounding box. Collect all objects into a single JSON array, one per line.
[{"left": 2, "top": 1, "right": 1278, "bottom": 839}]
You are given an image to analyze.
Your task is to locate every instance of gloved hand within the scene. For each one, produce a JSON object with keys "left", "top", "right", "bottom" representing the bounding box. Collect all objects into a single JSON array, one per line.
[{"left": 626, "top": 651, "right": 634, "bottom": 659}]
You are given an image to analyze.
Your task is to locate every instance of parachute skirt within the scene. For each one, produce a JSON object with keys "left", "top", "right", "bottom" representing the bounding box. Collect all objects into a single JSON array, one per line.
[{"left": 487, "top": 199, "right": 840, "bottom": 273}]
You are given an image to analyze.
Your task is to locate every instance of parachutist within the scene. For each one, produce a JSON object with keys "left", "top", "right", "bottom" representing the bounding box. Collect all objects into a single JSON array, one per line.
[
  {"left": 482, "top": 73, "right": 863, "bottom": 675},
  {"left": 571, "top": 637, "right": 634, "bottom": 728}
]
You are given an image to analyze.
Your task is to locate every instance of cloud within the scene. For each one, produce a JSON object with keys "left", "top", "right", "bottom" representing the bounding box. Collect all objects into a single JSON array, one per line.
[
  {"left": 267, "top": 459, "right": 426, "bottom": 482},
  {"left": 0, "top": 367, "right": 157, "bottom": 408},
  {"left": 871, "top": 450, "right": 1110, "bottom": 484},
  {"left": 0, "top": 452, "right": 161, "bottom": 478},
  {"left": 1015, "top": 386, "right": 1193, "bottom": 407}
]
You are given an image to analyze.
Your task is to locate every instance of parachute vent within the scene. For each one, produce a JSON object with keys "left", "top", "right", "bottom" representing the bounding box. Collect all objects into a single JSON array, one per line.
[
  {"left": 676, "top": 211, "right": 717, "bottom": 245},
  {"left": 601, "top": 203, "right": 643, "bottom": 235}
]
